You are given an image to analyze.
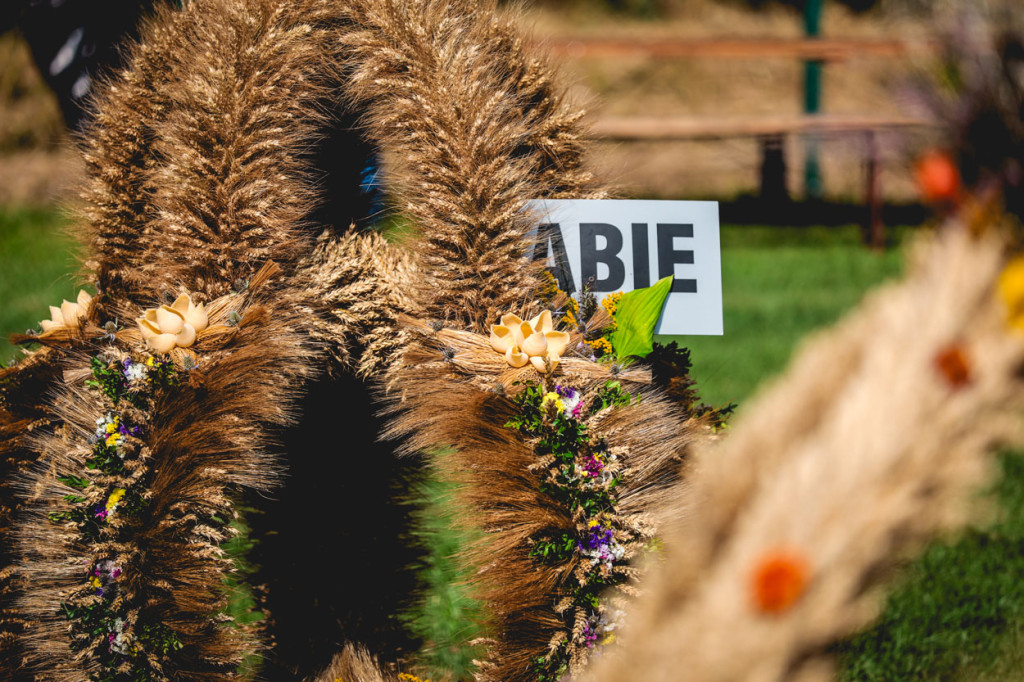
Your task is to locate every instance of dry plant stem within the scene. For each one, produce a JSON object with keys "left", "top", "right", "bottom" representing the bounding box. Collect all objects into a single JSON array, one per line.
[
  {"left": 0, "top": 350, "right": 63, "bottom": 678},
  {"left": 336, "top": 0, "right": 605, "bottom": 331},
  {"left": 312, "top": 644, "right": 397, "bottom": 682},
  {"left": 584, "top": 225, "right": 1024, "bottom": 682},
  {"left": 79, "top": 0, "right": 346, "bottom": 305}
]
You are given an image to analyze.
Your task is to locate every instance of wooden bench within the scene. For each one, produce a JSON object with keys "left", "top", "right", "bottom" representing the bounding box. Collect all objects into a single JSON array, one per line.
[
  {"left": 542, "top": 37, "right": 933, "bottom": 62},
  {"left": 541, "top": 36, "right": 937, "bottom": 247}
]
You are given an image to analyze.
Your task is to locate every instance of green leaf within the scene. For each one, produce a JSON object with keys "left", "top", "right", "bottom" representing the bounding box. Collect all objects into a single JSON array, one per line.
[{"left": 609, "top": 276, "right": 673, "bottom": 359}]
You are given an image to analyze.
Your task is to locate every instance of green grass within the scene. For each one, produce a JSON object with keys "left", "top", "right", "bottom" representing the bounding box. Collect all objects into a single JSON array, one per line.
[
  {"left": 836, "top": 452, "right": 1024, "bottom": 682},
  {"left": 402, "top": 465, "right": 484, "bottom": 681},
  {"left": 662, "top": 224, "right": 908, "bottom": 408},
  {"left": 0, "top": 206, "right": 82, "bottom": 362}
]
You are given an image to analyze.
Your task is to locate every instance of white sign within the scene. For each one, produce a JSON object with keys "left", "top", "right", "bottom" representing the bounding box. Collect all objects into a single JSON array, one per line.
[{"left": 528, "top": 199, "right": 723, "bottom": 336}]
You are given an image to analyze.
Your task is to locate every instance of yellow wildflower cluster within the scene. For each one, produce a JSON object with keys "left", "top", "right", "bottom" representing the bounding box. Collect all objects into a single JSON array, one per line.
[
  {"left": 104, "top": 416, "right": 122, "bottom": 448},
  {"left": 539, "top": 270, "right": 561, "bottom": 301},
  {"left": 541, "top": 391, "right": 566, "bottom": 413},
  {"left": 601, "top": 291, "right": 623, "bottom": 317},
  {"left": 398, "top": 674, "right": 430, "bottom": 682},
  {"left": 539, "top": 271, "right": 580, "bottom": 329},
  {"left": 586, "top": 337, "right": 613, "bottom": 356},
  {"left": 106, "top": 488, "right": 127, "bottom": 513}
]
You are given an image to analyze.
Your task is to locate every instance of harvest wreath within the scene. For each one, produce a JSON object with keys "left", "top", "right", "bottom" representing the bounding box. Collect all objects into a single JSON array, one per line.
[
  {"left": 0, "top": 0, "right": 711, "bottom": 679},
  {"left": 2, "top": 1, "right": 1024, "bottom": 681}
]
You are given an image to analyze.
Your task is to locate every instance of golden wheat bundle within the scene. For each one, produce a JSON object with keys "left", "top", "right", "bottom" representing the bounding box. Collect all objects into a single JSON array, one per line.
[
  {"left": 3, "top": 0, "right": 335, "bottom": 676},
  {"left": 13, "top": 270, "right": 312, "bottom": 680},
  {"left": 333, "top": 0, "right": 605, "bottom": 331},
  {"left": 2, "top": 0, "right": 638, "bottom": 678},
  {"left": 379, "top": 305, "right": 710, "bottom": 681},
  {"left": 582, "top": 221, "right": 1024, "bottom": 682},
  {"left": 0, "top": 350, "right": 64, "bottom": 674}
]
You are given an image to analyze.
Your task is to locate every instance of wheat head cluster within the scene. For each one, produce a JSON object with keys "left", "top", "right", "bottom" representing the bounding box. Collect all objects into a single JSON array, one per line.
[{"left": 0, "top": 1, "right": 1022, "bottom": 681}]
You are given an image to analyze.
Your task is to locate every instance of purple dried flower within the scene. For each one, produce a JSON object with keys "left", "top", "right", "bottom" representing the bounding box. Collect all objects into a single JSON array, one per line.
[
  {"left": 582, "top": 453, "right": 605, "bottom": 478},
  {"left": 583, "top": 621, "right": 598, "bottom": 648}
]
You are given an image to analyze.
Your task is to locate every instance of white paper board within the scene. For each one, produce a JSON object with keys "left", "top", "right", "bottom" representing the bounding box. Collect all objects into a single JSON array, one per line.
[{"left": 527, "top": 199, "right": 723, "bottom": 335}]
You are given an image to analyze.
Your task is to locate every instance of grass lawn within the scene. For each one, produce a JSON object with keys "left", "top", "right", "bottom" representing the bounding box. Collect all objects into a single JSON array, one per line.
[
  {"left": 0, "top": 206, "right": 81, "bottom": 363},
  {"left": 4, "top": 207, "right": 1023, "bottom": 680},
  {"left": 661, "top": 224, "right": 908, "bottom": 409}
]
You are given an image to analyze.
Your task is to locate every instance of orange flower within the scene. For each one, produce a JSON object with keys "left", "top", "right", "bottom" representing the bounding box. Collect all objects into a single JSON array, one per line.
[
  {"left": 934, "top": 344, "right": 971, "bottom": 389},
  {"left": 914, "top": 150, "right": 960, "bottom": 203},
  {"left": 751, "top": 550, "right": 810, "bottom": 615}
]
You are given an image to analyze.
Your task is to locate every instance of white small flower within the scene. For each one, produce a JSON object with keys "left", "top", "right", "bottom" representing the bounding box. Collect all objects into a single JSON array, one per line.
[{"left": 125, "top": 363, "right": 147, "bottom": 382}]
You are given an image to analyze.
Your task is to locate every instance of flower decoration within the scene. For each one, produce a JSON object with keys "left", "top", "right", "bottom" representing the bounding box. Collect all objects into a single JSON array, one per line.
[
  {"left": 914, "top": 149, "right": 960, "bottom": 204},
  {"left": 88, "top": 560, "right": 122, "bottom": 597},
  {"left": 555, "top": 385, "right": 583, "bottom": 417},
  {"left": 107, "top": 618, "right": 138, "bottom": 656},
  {"left": 136, "top": 294, "right": 209, "bottom": 354},
  {"left": 578, "top": 517, "right": 626, "bottom": 575},
  {"left": 39, "top": 290, "right": 92, "bottom": 332},
  {"left": 934, "top": 344, "right": 972, "bottom": 389},
  {"left": 751, "top": 549, "right": 810, "bottom": 615},
  {"left": 999, "top": 257, "right": 1024, "bottom": 331},
  {"left": 582, "top": 610, "right": 623, "bottom": 649},
  {"left": 490, "top": 310, "right": 570, "bottom": 373},
  {"left": 541, "top": 391, "right": 565, "bottom": 413}
]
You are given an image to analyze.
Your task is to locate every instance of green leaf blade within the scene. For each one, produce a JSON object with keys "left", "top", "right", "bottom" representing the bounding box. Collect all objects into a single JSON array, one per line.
[{"left": 610, "top": 275, "right": 674, "bottom": 360}]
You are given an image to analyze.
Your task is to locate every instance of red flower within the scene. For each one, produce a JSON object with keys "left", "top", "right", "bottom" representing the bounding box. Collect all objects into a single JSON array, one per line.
[
  {"left": 751, "top": 550, "right": 810, "bottom": 614},
  {"left": 915, "top": 150, "right": 961, "bottom": 203},
  {"left": 934, "top": 344, "right": 971, "bottom": 389}
]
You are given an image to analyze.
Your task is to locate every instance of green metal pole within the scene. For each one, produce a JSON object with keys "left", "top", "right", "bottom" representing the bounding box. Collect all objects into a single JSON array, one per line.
[{"left": 804, "top": 0, "right": 823, "bottom": 199}]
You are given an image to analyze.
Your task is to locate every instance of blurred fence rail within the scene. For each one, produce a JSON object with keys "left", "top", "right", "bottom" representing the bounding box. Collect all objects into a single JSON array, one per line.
[
  {"left": 541, "top": 37, "right": 936, "bottom": 62},
  {"left": 590, "top": 114, "right": 934, "bottom": 141},
  {"left": 541, "top": 33, "right": 939, "bottom": 244}
]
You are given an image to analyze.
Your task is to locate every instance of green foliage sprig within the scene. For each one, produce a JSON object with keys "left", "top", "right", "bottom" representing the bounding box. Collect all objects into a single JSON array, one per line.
[
  {"left": 506, "top": 380, "right": 636, "bottom": 680},
  {"left": 53, "top": 351, "right": 185, "bottom": 680}
]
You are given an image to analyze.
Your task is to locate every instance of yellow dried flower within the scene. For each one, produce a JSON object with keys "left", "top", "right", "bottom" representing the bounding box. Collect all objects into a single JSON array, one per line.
[
  {"left": 106, "top": 488, "right": 127, "bottom": 512},
  {"left": 541, "top": 391, "right": 566, "bottom": 413},
  {"left": 999, "top": 256, "right": 1024, "bottom": 330},
  {"left": 587, "top": 337, "right": 613, "bottom": 356},
  {"left": 601, "top": 291, "right": 623, "bottom": 316}
]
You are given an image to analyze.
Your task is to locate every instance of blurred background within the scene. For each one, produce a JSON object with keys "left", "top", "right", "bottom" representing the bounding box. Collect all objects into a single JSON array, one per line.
[
  {"left": 4, "top": 2, "right": 1024, "bottom": 679},
  {"left": 5, "top": 0, "right": 1019, "bottom": 404}
]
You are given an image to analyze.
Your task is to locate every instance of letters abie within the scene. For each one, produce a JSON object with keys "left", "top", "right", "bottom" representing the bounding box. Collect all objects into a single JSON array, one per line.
[{"left": 527, "top": 199, "right": 723, "bottom": 336}]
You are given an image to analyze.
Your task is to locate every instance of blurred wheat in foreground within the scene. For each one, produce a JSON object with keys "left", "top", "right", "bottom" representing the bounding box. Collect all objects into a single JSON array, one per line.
[{"left": 579, "top": 216, "right": 1024, "bottom": 682}]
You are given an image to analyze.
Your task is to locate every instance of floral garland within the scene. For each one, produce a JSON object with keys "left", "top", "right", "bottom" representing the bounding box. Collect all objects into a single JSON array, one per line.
[
  {"left": 50, "top": 352, "right": 184, "bottom": 680},
  {"left": 505, "top": 379, "right": 638, "bottom": 681}
]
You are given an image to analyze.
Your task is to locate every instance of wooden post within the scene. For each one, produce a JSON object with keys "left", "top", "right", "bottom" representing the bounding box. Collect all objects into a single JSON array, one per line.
[
  {"left": 803, "top": 0, "right": 824, "bottom": 200},
  {"left": 865, "top": 130, "right": 885, "bottom": 249},
  {"left": 759, "top": 134, "right": 789, "bottom": 205}
]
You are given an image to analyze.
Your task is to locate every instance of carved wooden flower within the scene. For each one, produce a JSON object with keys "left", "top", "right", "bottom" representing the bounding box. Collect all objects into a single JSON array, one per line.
[
  {"left": 40, "top": 290, "right": 92, "bottom": 332},
  {"left": 136, "top": 294, "right": 209, "bottom": 354},
  {"left": 490, "top": 310, "right": 570, "bottom": 373}
]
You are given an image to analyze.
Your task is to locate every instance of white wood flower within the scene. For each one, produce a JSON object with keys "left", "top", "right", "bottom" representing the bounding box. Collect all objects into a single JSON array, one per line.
[
  {"left": 490, "top": 310, "right": 569, "bottom": 373},
  {"left": 137, "top": 294, "right": 209, "bottom": 354},
  {"left": 40, "top": 290, "right": 92, "bottom": 332}
]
